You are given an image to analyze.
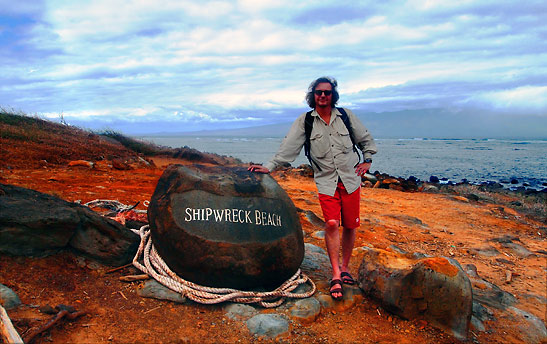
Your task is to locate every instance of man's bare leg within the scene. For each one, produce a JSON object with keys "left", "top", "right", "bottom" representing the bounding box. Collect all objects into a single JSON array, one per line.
[
  {"left": 325, "top": 219, "right": 342, "bottom": 298},
  {"left": 340, "top": 226, "right": 357, "bottom": 274}
]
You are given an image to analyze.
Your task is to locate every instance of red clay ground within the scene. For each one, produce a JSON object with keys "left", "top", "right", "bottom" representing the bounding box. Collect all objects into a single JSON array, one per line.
[{"left": 1, "top": 114, "right": 545, "bottom": 343}]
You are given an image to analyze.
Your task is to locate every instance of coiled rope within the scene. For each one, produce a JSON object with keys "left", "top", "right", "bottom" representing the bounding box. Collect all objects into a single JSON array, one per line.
[{"left": 85, "top": 199, "right": 316, "bottom": 308}]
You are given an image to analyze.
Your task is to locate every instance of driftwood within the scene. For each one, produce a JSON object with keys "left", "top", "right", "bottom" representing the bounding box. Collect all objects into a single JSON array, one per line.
[
  {"left": 119, "top": 274, "right": 150, "bottom": 282},
  {"left": 105, "top": 263, "right": 134, "bottom": 274},
  {"left": 22, "top": 309, "right": 87, "bottom": 343},
  {"left": 0, "top": 304, "right": 23, "bottom": 344}
]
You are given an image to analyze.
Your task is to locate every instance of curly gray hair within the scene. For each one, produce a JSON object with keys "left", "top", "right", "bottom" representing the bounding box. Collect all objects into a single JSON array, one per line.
[{"left": 305, "top": 76, "right": 339, "bottom": 108}]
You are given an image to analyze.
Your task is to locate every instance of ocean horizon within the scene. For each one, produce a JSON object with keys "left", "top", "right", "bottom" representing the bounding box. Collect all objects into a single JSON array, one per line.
[{"left": 140, "top": 135, "right": 547, "bottom": 190}]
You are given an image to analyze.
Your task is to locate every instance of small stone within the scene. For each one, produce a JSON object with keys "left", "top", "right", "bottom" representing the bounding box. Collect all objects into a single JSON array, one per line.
[
  {"left": 39, "top": 304, "right": 57, "bottom": 314},
  {"left": 137, "top": 280, "right": 187, "bottom": 303},
  {"left": 465, "top": 193, "right": 480, "bottom": 202},
  {"left": 470, "top": 316, "right": 485, "bottom": 332},
  {"left": 68, "top": 160, "right": 94, "bottom": 168},
  {"left": 335, "top": 284, "right": 364, "bottom": 312},
  {"left": 312, "top": 230, "right": 325, "bottom": 239},
  {"left": 246, "top": 314, "right": 289, "bottom": 338},
  {"left": 316, "top": 294, "right": 335, "bottom": 310},
  {"left": 0, "top": 284, "right": 21, "bottom": 310},
  {"left": 451, "top": 196, "right": 469, "bottom": 203},
  {"left": 469, "top": 246, "right": 500, "bottom": 257},
  {"left": 56, "top": 304, "right": 76, "bottom": 313},
  {"left": 289, "top": 298, "right": 321, "bottom": 323},
  {"left": 224, "top": 303, "right": 258, "bottom": 321},
  {"left": 362, "top": 173, "right": 377, "bottom": 183},
  {"left": 502, "top": 242, "right": 536, "bottom": 258}
]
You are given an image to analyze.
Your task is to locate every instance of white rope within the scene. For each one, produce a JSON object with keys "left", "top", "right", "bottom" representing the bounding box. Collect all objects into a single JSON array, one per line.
[
  {"left": 85, "top": 198, "right": 316, "bottom": 307},
  {"left": 130, "top": 225, "right": 316, "bottom": 308},
  {"left": 83, "top": 199, "right": 147, "bottom": 213}
]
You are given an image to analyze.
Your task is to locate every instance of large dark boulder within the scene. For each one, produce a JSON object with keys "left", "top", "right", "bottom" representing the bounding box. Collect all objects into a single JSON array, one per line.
[
  {"left": 0, "top": 183, "right": 138, "bottom": 265},
  {"left": 148, "top": 164, "right": 304, "bottom": 289}
]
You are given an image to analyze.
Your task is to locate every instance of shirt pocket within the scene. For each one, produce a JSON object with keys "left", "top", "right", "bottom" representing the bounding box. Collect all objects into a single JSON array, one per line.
[
  {"left": 336, "top": 127, "right": 354, "bottom": 153},
  {"left": 310, "top": 132, "right": 329, "bottom": 158}
]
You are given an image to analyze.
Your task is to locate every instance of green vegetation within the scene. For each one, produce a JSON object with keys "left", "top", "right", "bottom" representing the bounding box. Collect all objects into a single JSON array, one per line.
[
  {"left": 0, "top": 108, "right": 46, "bottom": 142},
  {"left": 0, "top": 108, "right": 168, "bottom": 157},
  {"left": 96, "top": 129, "right": 169, "bottom": 156},
  {"left": 0, "top": 109, "right": 39, "bottom": 126}
]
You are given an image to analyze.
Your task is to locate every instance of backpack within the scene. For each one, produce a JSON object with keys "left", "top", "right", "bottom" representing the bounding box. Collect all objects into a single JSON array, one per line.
[{"left": 303, "top": 107, "right": 362, "bottom": 171}]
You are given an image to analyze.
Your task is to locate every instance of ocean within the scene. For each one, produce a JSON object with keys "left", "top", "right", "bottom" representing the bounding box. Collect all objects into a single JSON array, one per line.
[{"left": 140, "top": 136, "right": 547, "bottom": 190}]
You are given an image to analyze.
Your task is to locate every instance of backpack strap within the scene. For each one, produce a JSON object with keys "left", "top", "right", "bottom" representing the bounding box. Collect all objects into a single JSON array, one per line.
[
  {"left": 304, "top": 110, "right": 322, "bottom": 171},
  {"left": 304, "top": 108, "right": 362, "bottom": 171},
  {"left": 337, "top": 107, "right": 363, "bottom": 166}
]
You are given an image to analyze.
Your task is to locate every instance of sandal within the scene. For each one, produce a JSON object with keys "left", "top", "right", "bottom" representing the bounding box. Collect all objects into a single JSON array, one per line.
[
  {"left": 329, "top": 279, "right": 343, "bottom": 300},
  {"left": 341, "top": 272, "right": 355, "bottom": 285}
]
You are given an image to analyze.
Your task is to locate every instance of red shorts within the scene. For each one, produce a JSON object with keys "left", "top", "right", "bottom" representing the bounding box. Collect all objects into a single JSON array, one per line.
[{"left": 318, "top": 182, "right": 360, "bottom": 229}]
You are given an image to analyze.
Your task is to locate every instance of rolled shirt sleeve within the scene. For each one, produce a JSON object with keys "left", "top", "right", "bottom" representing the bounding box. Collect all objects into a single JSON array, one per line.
[{"left": 264, "top": 113, "right": 307, "bottom": 172}]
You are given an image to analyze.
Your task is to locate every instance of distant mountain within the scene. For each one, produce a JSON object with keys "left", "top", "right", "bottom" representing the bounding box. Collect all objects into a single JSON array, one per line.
[
  {"left": 155, "top": 122, "right": 293, "bottom": 137},
  {"left": 359, "top": 108, "right": 547, "bottom": 139},
  {"left": 147, "top": 108, "right": 547, "bottom": 140}
]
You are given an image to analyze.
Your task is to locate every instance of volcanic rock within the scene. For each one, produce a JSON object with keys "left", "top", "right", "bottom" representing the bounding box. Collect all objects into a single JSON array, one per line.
[
  {"left": 0, "top": 284, "right": 21, "bottom": 309},
  {"left": 0, "top": 183, "right": 139, "bottom": 265},
  {"left": 137, "top": 280, "right": 188, "bottom": 304},
  {"left": 224, "top": 304, "right": 259, "bottom": 321},
  {"left": 358, "top": 247, "right": 472, "bottom": 340},
  {"left": 147, "top": 164, "right": 304, "bottom": 290},
  {"left": 289, "top": 298, "right": 321, "bottom": 323},
  {"left": 246, "top": 314, "right": 289, "bottom": 338}
]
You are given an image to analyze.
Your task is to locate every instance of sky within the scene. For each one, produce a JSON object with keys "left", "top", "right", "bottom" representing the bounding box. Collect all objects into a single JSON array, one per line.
[{"left": 1, "top": 0, "right": 546, "bottom": 135}]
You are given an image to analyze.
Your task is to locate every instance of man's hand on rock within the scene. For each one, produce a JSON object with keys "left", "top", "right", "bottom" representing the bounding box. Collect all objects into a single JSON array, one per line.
[{"left": 248, "top": 165, "right": 270, "bottom": 174}]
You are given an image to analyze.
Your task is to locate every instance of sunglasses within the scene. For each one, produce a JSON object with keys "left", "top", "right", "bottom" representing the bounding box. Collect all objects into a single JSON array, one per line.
[{"left": 314, "top": 90, "right": 332, "bottom": 96}]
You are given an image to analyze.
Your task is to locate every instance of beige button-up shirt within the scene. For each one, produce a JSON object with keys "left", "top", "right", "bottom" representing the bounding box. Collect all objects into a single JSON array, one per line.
[{"left": 264, "top": 108, "right": 377, "bottom": 197}]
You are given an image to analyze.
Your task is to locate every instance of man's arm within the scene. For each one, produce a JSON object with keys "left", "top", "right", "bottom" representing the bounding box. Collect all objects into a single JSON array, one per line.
[{"left": 249, "top": 113, "right": 307, "bottom": 173}]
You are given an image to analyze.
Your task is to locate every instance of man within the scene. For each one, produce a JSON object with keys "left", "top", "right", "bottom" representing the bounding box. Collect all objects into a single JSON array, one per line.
[{"left": 249, "top": 77, "right": 377, "bottom": 299}]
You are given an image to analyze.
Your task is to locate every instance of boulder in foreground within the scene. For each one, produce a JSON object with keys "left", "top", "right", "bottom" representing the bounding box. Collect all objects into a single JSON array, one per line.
[
  {"left": 358, "top": 247, "right": 472, "bottom": 340},
  {"left": 148, "top": 164, "right": 304, "bottom": 289},
  {"left": 0, "top": 183, "right": 139, "bottom": 265}
]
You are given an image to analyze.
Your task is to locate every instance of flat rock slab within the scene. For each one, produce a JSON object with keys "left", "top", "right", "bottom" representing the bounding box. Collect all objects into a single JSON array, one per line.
[
  {"left": 148, "top": 164, "right": 304, "bottom": 289},
  {"left": 224, "top": 304, "right": 259, "bottom": 321},
  {"left": 463, "top": 264, "right": 516, "bottom": 310},
  {"left": 469, "top": 246, "right": 500, "bottom": 257},
  {"left": 137, "top": 280, "right": 187, "bottom": 304},
  {"left": 501, "top": 242, "right": 536, "bottom": 258},
  {"left": 507, "top": 306, "right": 547, "bottom": 343},
  {"left": 246, "top": 314, "right": 289, "bottom": 338}
]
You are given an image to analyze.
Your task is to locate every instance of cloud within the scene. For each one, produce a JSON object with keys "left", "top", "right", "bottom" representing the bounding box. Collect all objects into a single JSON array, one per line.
[
  {"left": 465, "top": 86, "right": 547, "bottom": 114},
  {"left": 0, "top": 0, "right": 545, "bottom": 135}
]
